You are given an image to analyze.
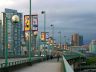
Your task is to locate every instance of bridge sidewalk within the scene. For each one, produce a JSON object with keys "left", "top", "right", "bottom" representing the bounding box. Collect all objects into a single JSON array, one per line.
[{"left": 13, "top": 58, "right": 62, "bottom": 72}]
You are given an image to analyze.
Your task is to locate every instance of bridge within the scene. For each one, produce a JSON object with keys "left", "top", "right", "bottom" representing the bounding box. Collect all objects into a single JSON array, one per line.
[{"left": 0, "top": 50, "right": 85, "bottom": 72}]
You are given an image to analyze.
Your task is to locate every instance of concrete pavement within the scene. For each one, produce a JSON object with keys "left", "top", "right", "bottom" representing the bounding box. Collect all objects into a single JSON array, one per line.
[{"left": 13, "top": 59, "right": 62, "bottom": 72}]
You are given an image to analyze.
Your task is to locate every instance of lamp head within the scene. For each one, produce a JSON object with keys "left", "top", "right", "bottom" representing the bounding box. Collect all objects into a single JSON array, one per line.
[
  {"left": 12, "top": 15, "right": 20, "bottom": 23},
  {"left": 41, "top": 11, "right": 45, "bottom": 14},
  {"left": 34, "top": 31, "right": 38, "bottom": 36}
]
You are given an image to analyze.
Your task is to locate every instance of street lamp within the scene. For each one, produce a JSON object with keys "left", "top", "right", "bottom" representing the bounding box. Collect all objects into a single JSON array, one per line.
[
  {"left": 41, "top": 11, "right": 46, "bottom": 32},
  {"left": 64, "top": 36, "right": 66, "bottom": 50},
  {"left": 50, "top": 24, "right": 54, "bottom": 54},
  {"left": 5, "top": 15, "right": 20, "bottom": 67},
  {"left": 50, "top": 24, "right": 54, "bottom": 39},
  {"left": 33, "top": 31, "right": 38, "bottom": 56},
  {"left": 37, "top": 35, "right": 41, "bottom": 56},
  {"left": 12, "top": 15, "right": 20, "bottom": 56},
  {"left": 41, "top": 11, "right": 46, "bottom": 56},
  {"left": 64, "top": 36, "right": 66, "bottom": 44},
  {"left": 28, "top": 0, "right": 32, "bottom": 62},
  {"left": 58, "top": 31, "right": 61, "bottom": 49},
  {"left": 12, "top": 15, "right": 20, "bottom": 23}
]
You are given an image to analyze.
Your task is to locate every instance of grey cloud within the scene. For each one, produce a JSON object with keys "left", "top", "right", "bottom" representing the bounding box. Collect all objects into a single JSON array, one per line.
[{"left": 0, "top": 0, "right": 96, "bottom": 43}]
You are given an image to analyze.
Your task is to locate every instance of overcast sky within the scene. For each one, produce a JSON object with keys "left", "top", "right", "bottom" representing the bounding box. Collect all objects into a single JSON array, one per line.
[{"left": 0, "top": 0, "right": 96, "bottom": 44}]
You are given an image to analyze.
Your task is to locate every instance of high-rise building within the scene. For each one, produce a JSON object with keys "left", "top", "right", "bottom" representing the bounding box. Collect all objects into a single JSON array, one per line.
[
  {"left": 0, "top": 12, "right": 6, "bottom": 56},
  {"left": 71, "top": 33, "right": 83, "bottom": 46},
  {"left": 0, "top": 8, "right": 22, "bottom": 56},
  {"left": 0, "top": 20, "right": 3, "bottom": 56},
  {"left": 71, "top": 33, "right": 79, "bottom": 46},
  {"left": 79, "top": 35, "right": 83, "bottom": 46},
  {"left": 89, "top": 40, "right": 96, "bottom": 53}
]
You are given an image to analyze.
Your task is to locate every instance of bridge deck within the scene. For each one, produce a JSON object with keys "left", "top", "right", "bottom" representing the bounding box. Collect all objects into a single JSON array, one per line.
[{"left": 13, "top": 59, "right": 62, "bottom": 72}]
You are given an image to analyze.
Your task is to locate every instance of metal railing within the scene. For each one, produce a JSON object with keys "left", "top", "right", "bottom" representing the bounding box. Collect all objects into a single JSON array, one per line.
[
  {"left": 0, "top": 57, "right": 46, "bottom": 69},
  {"left": 62, "top": 56, "right": 74, "bottom": 72}
]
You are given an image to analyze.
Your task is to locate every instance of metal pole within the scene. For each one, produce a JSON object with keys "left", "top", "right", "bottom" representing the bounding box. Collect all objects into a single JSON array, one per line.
[
  {"left": 37, "top": 35, "right": 40, "bottom": 56},
  {"left": 60, "top": 32, "right": 61, "bottom": 49},
  {"left": 64, "top": 36, "right": 66, "bottom": 44},
  {"left": 50, "top": 24, "right": 54, "bottom": 54},
  {"left": 35, "top": 36, "right": 37, "bottom": 55},
  {"left": 44, "top": 12, "right": 46, "bottom": 56},
  {"left": 41, "top": 11, "right": 46, "bottom": 56},
  {"left": 29, "top": 0, "right": 32, "bottom": 61},
  {"left": 5, "top": 17, "right": 8, "bottom": 67},
  {"left": 50, "top": 24, "right": 54, "bottom": 41},
  {"left": 44, "top": 12, "right": 46, "bottom": 33},
  {"left": 39, "top": 36, "right": 41, "bottom": 56},
  {"left": 34, "top": 35, "right": 37, "bottom": 56},
  {"left": 64, "top": 36, "right": 66, "bottom": 50},
  {"left": 58, "top": 31, "right": 61, "bottom": 49}
]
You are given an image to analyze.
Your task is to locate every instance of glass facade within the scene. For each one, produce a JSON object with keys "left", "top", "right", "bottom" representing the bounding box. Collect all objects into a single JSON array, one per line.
[
  {"left": 0, "top": 20, "right": 3, "bottom": 56},
  {"left": 0, "top": 9, "right": 22, "bottom": 56},
  {"left": 5, "top": 9, "right": 22, "bottom": 56},
  {"left": 0, "top": 13, "right": 5, "bottom": 56},
  {"left": 89, "top": 40, "right": 96, "bottom": 54}
]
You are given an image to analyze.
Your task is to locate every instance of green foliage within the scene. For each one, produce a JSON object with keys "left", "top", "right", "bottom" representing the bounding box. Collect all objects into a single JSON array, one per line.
[{"left": 86, "top": 57, "right": 96, "bottom": 65}]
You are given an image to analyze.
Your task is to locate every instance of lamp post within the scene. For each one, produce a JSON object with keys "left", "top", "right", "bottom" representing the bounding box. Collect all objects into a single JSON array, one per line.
[
  {"left": 5, "top": 15, "right": 19, "bottom": 67},
  {"left": 50, "top": 24, "right": 54, "bottom": 56},
  {"left": 50, "top": 24, "right": 54, "bottom": 39},
  {"left": 41, "top": 11, "right": 46, "bottom": 33},
  {"left": 41, "top": 11, "right": 46, "bottom": 56},
  {"left": 64, "top": 36, "right": 66, "bottom": 44},
  {"left": 28, "top": 0, "right": 32, "bottom": 61},
  {"left": 64, "top": 36, "right": 66, "bottom": 50},
  {"left": 5, "top": 17, "right": 8, "bottom": 67},
  {"left": 58, "top": 31, "right": 61, "bottom": 49},
  {"left": 33, "top": 31, "right": 38, "bottom": 56},
  {"left": 12, "top": 15, "right": 20, "bottom": 56},
  {"left": 37, "top": 35, "right": 41, "bottom": 56}
]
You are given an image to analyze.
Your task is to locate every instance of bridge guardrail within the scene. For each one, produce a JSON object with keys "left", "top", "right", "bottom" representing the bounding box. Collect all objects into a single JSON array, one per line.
[
  {"left": 0, "top": 56, "right": 46, "bottom": 70},
  {"left": 62, "top": 56, "right": 74, "bottom": 72}
]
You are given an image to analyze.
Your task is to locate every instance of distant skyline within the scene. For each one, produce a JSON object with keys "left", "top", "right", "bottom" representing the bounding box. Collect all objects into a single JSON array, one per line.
[{"left": 0, "top": 0, "right": 96, "bottom": 44}]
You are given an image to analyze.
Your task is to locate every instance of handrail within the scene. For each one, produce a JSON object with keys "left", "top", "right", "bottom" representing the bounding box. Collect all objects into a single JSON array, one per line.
[
  {"left": 0, "top": 57, "right": 46, "bottom": 69},
  {"left": 62, "top": 56, "right": 74, "bottom": 72}
]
